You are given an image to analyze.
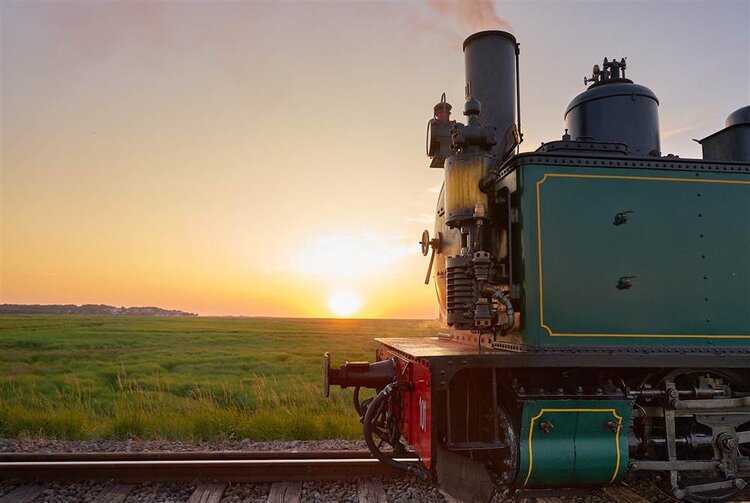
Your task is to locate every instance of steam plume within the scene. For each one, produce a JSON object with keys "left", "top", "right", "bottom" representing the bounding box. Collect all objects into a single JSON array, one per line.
[
  {"left": 427, "top": 0, "right": 513, "bottom": 33},
  {"left": 406, "top": 1, "right": 514, "bottom": 50}
]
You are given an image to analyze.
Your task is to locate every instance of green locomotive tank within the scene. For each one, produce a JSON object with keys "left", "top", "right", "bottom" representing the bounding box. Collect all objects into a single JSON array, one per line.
[{"left": 510, "top": 153, "right": 750, "bottom": 348}]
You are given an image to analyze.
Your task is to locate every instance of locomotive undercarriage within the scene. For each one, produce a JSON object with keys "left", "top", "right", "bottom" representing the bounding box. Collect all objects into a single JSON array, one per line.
[{"left": 354, "top": 364, "right": 750, "bottom": 502}]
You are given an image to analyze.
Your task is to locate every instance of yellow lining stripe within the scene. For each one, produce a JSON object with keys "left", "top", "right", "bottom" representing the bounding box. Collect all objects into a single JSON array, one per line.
[
  {"left": 535, "top": 172, "right": 750, "bottom": 338},
  {"left": 523, "top": 408, "right": 623, "bottom": 487}
]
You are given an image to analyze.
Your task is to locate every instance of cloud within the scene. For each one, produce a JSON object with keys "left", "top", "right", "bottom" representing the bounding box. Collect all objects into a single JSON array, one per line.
[{"left": 661, "top": 121, "right": 711, "bottom": 139}]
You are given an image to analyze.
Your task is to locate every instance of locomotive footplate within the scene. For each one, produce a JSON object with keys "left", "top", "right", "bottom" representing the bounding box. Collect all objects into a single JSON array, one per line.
[{"left": 376, "top": 337, "right": 750, "bottom": 381}]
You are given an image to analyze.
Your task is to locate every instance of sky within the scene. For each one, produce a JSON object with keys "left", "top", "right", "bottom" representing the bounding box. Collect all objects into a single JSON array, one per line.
[{"left": 2, "top": 1, "right": 749, "bottom": 318}]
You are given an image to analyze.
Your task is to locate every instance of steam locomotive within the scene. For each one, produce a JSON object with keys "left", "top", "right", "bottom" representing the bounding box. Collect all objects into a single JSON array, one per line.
[{"left": 324, "top": 30, "right": 750, "bottom": 502}]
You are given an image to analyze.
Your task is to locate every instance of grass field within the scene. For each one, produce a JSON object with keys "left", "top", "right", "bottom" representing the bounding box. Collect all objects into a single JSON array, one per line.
[{"left": 0, "top": 316, "right": 439, "bottom": 441}]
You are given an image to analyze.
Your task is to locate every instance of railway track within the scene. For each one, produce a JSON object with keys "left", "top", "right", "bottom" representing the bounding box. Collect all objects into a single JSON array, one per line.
[
  {"left": 0, "top": 450, "right": 663, "bottom": 502},
  {"left": 0, "top": 450, "right": 417, "bottom": 482}
]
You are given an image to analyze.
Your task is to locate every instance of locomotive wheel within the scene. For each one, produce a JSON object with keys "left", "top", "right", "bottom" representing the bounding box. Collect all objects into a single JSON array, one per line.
[
  {"left": 493, "top": 405, "right": 519, "bottom": 485},
  {"left": 653, "top": 370, "right": 750, "bottom": 503}
]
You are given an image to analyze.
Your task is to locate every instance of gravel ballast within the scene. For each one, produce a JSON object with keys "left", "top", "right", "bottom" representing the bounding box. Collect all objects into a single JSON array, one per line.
[
  {"left": 37, "top": 481, "right": 99, "bottom": 503},
  {"left": 383, "top": 475, "right": 445, "bottom": 503},
  {"left": 124, "top": 482, "right": 195, "bottom": 503},
  {"left": 301, "top": 480, "right": 358, "bottom": 503},
  {"left": 220, "top": 482, "right": 270, "bottom": 503}
]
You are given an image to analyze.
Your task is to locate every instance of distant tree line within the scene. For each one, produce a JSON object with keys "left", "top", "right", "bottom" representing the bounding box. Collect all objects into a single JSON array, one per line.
[{"left": 0, "top": 304, "right": 198, "bottom": 316}]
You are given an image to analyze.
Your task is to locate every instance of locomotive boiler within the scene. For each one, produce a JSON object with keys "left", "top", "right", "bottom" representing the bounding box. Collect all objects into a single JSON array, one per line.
[{"left": 324, "top": 30, "right": 750, "bottom": 502}]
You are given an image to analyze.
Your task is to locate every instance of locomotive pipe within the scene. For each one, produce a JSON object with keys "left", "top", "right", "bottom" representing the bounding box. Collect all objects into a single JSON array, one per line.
[
  {"left": 363, "top": 383, "right": 431, "bottom": 481},
  {"left": 515, "top": 40, "right": 522, "bottom": 153},
  {"left": 482, "top": 284, "right": 514, "bottom": 331},
  {"left": 478, "top": 170, "right": 498, "bottom": 193}
]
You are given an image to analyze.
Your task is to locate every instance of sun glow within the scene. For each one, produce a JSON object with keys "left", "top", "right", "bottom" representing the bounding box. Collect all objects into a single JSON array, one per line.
[
  {"left": 292, "top": 232, "right": 415, "bottom": 280},
  {"left": 328, "top": 289, "right": 363, "bottom": 317}
]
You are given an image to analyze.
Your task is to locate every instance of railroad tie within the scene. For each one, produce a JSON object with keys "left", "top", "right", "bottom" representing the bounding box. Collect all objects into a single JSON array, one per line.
[
  {"left": 92, "top": 484, "right": 134, "bottom": 503},
  {"left": 357, "top": 478, "right": 387, "bottom": 503},
  {"left": 267, "top": 481, "right": 302, "bottom": 503},
  {"left": 187, "top": 483, "right": 227, "bottom": 503},
  {"left": 0, "top": 484, "right": 45, "bottom": 503}
]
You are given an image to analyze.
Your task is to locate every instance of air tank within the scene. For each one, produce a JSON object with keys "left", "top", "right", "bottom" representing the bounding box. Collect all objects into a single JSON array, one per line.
[
  {"left": 564, "top": 61, "right": 660, "bottom": 155},
  {"left": 463, "top": 31, "right": 519, "bottom": 160},
  {"left": 699, "top": 105, "right": 750, "bottom": 162}
]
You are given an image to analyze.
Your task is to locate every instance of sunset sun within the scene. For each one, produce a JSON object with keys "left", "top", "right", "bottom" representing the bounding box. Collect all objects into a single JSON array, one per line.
[{"left": 328, "top": 289, "right": 362, "bottom": 317}]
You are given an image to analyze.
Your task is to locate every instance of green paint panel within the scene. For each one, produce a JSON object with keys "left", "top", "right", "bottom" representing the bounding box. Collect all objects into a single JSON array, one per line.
[
  {"left": 517, "top": 162, "right": 750, "bottom": 347},
  {"left": 516, "top": 400, "right": 631, "bottom": 487}
]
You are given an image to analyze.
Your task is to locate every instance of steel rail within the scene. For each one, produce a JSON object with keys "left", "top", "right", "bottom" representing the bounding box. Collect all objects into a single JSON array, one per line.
[
  {"left": 0, "top": 450, "right": 415, "bottom": 462},
  {"left": 0, "top": 451, "right": 420, "bottom": 483}
]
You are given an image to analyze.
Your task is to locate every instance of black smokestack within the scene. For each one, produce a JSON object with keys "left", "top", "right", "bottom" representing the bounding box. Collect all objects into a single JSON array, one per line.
[{"left": 463, "top": 31, "right": 519, "bottom": 160}]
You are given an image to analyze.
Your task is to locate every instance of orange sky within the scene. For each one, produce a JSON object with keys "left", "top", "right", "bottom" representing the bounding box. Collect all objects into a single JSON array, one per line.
[{"left": 2, "top": 2, "right": 748, "bottom": 318}]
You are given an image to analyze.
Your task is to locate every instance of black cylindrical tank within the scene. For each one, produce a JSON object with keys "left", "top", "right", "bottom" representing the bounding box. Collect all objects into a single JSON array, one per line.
[
  {"left": 463, "top": 31, "right": 518, "bottom": 160},
  {"left": 564, "top": 80, "right": 660, "bottom": 155}
]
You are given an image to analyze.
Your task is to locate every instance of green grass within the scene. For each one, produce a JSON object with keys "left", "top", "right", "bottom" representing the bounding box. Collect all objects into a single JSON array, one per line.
[{"left": 0, "top": 316, "right": 439, "bottom": 441}]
